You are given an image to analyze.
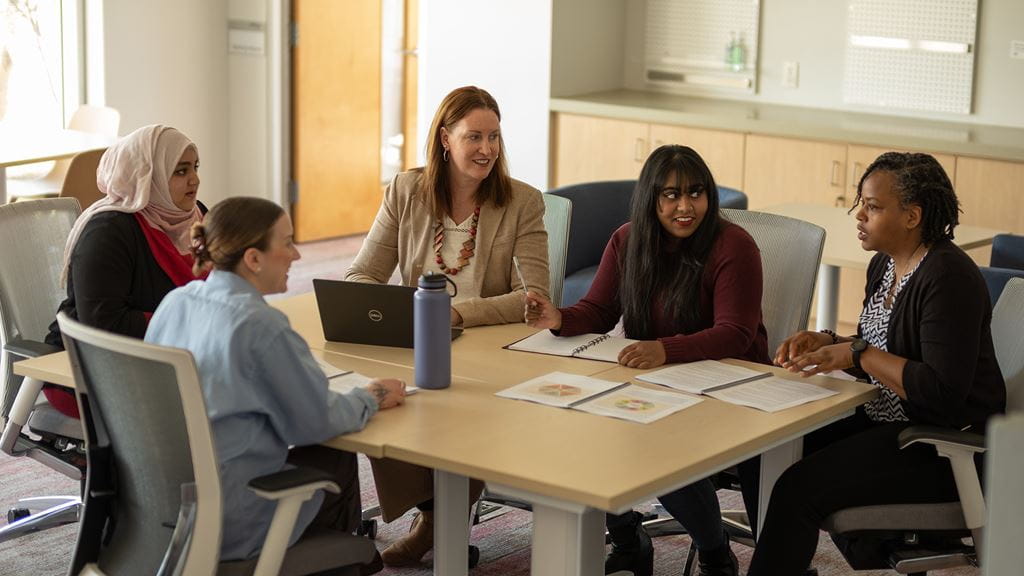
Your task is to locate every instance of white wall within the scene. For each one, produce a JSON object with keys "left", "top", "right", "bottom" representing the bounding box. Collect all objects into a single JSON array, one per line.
[
  {"left": 559, "top": 0, "right": 1024, "bottom": 129},
  {"left": 101, "top": 0, "right": 231, "bottom": 206},
  {"left": 417, "top": 0, "right": 553, "bottom": 190}
]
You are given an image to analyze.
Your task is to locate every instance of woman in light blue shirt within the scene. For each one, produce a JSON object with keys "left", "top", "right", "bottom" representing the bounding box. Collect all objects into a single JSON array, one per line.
[{"left": 146, "top": 197, "right": 405, "bottom": 566}]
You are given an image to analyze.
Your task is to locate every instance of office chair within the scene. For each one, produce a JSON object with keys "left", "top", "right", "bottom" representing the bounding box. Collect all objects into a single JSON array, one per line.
[
  {"left": 644, "top": 209, "right": 826, "bottom": 573},
  {"left": 5, "top": 105, "right": 119, "bottom": 201},
  {"left": 822, "top": 277, "right": 1024, "bottom": 575},
  {"left": 0, "top": 198, "right": 84, "bottom": 543},
  {"left": 980, "top": 233, "right": 1024, "bottom": 304},
  {"left": 542, "top": 192, "right": 572, "bottom": 309},
  {"left": 57, "top": 313, "right": 378, "bottom": 576},
  {"left": 58, "top": 149, "right": 107, "bottom": 210},
  {"left": 548, "top": 181, "right": 749, "bottom": 306}
]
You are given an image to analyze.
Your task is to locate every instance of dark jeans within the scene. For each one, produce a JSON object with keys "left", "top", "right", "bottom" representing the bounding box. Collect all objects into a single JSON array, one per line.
[
  {"left": 747, "top": 410, "right": 966, "bottom": 576},
  {"left": 287, "top": 445, "right": 362, "bottom": 534}
]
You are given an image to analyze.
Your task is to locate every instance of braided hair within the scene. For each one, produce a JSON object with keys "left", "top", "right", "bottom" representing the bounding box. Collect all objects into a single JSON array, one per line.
[{"left": 851, "top": 152, "right": 961, "bottom": 245}]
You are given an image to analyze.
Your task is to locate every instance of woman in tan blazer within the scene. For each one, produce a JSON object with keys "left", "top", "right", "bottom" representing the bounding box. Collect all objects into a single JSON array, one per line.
[{"left": 345, "top": 86, "right": 549, "bottom": 567}]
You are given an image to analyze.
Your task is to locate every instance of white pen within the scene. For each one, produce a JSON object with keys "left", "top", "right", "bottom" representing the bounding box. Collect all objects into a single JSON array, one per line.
[{"left": 512, "top": 256, "right": 529, "bottom": 294}]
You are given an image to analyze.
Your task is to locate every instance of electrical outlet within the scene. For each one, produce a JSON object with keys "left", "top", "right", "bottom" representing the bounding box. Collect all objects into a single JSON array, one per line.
[
  {"left": 1011, "top": 40, "right": 1024, "bottom": 59},
  {"left": 782, "top": 61, "right": 800, "bottom": 89}
]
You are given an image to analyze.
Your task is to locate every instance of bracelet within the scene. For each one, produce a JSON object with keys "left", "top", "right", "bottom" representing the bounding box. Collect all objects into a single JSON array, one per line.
[{"left": 820, "top": 329, "right": 839, "bottom": 345}]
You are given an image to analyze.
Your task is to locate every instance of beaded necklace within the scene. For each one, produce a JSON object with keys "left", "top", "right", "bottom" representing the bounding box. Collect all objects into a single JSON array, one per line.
[{"left": 433, "top": 206, "right": 480, "bottom": 275}]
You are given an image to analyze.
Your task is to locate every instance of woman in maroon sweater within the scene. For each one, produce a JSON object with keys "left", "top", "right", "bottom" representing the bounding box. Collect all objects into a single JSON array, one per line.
[{"left": 526, "top": 145, "right": 768, "bottom": 576}]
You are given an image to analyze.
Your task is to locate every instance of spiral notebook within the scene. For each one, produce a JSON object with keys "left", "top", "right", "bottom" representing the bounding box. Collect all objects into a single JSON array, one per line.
[{"left": 505, "top": 330, "right": 637, "bottom": 363}]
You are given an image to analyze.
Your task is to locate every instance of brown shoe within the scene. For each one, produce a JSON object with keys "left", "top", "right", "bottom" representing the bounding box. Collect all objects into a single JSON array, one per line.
[{"left": 381, "top": 510, "right": 434, "bottom": 566}]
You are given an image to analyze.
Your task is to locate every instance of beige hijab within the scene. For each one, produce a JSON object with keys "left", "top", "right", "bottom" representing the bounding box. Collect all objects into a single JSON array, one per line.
[{"left": 61, "top": 124, "right": 202, "bottom": 283}]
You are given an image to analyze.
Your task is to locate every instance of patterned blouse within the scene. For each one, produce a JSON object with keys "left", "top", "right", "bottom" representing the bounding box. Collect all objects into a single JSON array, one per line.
[{"left": 859, "top": 254, "right": 928, "bottom": 422}]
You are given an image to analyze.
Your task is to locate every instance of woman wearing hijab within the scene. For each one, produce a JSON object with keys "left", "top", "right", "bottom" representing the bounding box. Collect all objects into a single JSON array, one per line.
[{"left": 43, "top": 124, "right": 206, "bottom": 418}]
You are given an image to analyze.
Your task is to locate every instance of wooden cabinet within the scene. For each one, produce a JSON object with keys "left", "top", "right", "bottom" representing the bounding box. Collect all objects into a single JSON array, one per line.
[
  {"left": 955, "top": 156, "right": 1024, "bottom": 234},
  {"left": 551, "top": 113, "right": 745, "bottom": 190},
  {"left": 649, "top": 124, "right": 744, "bottom": 190},
  {"left": 552, "top": 113, "right": 648, "bottom": 187},
  {"left": 742, "top": 135, "right": 847, "bottom": 209},
  {"left": 846, "top": 145, "right": 957, "bottom": 205}
]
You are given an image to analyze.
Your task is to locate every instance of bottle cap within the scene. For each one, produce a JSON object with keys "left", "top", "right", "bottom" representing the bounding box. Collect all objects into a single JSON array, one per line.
[{"left": 419, "top": 273, "right": 448, "bottom": 290}]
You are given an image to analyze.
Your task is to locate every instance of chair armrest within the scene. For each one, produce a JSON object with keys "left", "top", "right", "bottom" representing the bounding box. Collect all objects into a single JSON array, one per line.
[
  {"left": 248, "top": 466, "right": 340, "bottom": 500},
  {"left": 898, "top": 425, "right": 986, "bottom": 453},
  {"left": 899, "top": 425, "right": 988, "bottom": 531},
  {"left": 4, "top": 337, "right": 61, "bottom": 359},
  {"left": 248, "top": 466, "right": 341, "bottom": 576}
]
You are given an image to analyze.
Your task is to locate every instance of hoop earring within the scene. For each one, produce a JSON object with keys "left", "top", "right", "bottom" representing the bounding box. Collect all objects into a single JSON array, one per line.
[{"left": 443, "top": 148, "right": 449, "bottom": 162}]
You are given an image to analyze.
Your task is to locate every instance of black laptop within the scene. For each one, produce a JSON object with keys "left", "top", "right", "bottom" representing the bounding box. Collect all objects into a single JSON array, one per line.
[{"left": 312, "top": 279, "right": 462, "bottom": 348}]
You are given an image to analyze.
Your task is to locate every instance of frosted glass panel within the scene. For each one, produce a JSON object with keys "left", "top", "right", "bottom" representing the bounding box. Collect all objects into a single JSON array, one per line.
[{"left": 843, "top": 0, "right": 977, "bottom": 114}]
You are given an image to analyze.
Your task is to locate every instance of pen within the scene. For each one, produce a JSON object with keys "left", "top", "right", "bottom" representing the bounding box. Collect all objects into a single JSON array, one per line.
[{"left": 512, "top": 256, "right": 529, "bottom": 294}]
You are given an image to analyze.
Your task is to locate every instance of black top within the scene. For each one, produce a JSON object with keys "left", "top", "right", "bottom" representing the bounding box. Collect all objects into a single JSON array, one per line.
[
  {"left": 45, "top": 205, "right": 205, "bottom": 348},
  {"left": 859, "top": 239, "right": 1005, "bottom": 431}
]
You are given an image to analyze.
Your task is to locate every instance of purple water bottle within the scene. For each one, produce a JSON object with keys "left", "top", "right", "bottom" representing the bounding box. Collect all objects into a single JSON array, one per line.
[{"left": 414, "top": 273, "right": 452, "bottom": 390}]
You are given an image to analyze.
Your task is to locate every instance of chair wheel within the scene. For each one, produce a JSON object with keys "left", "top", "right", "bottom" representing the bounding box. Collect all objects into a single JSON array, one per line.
[
  {"left": 357, "top": 519, "right": 377, "bottom": 539},
  {"left": 7, "top": 508, "right": 30, "bottom": 523}
]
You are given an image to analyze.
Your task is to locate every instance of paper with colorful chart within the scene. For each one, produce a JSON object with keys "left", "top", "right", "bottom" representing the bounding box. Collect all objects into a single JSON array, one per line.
[
  {"left": 496, "top": 371, "right": 626, "bottom": 408},
  {"left": 573, "top": 384, "right": 703, "bottom": 424}
]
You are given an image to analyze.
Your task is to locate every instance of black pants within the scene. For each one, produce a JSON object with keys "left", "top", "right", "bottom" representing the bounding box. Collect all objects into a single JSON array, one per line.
[
  {"left": 747, "top": 410, "right": 965, "bottom": 576},
  {"left": 287, "top": 445, "right": 362, "bottom": 534}
]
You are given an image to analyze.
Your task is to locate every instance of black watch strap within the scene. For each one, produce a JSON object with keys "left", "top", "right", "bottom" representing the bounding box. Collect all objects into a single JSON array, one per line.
[{"left": 851, "top": 338, "right": 868, "bottom": 371}]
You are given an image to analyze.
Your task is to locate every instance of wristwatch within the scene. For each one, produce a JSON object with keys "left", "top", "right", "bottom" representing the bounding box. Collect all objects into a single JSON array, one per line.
[{"left": 850, "top": 338, "right": 869, "bottom": 371}]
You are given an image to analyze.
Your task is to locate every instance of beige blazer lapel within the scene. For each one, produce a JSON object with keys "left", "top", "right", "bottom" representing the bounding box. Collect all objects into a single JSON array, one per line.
[
  {"left": 403, "top": 189, "right": 436, "bottom": 285},
  {"left": 472, "top": 201, "right": 507, "bottom": 289}
]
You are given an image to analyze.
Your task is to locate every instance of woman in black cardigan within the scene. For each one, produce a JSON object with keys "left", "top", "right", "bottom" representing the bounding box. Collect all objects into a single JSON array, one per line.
[{"left": 748, "top": 152, "right": 1006, "bottom": 575}]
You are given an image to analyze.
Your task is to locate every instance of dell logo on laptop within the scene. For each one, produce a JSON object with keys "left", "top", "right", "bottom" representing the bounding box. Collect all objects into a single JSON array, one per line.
[{"left": 368, "top": 309, "right": 383, "bottom": 322}]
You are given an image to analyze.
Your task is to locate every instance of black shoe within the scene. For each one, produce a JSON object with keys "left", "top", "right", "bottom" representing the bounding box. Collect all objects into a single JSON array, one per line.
[
  {"left": 469, "top": 544, "right": 480, "bottom": 569},
  {"left": 696, "top": 533, "right": 739, "bottom": 576},
  {"left": 604, "top": 511, "right": 654, "bottom": 576},
  {"left": 358, "top": 550, "right": 384, "bottom": 575}
]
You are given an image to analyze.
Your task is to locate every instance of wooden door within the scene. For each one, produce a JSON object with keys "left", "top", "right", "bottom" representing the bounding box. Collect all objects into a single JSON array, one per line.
[
  {"left": 742, "top": 134, "right": 847, "bottom": 209},
  {"left": 649, "top": 124, "right": 745, "bottom": 190},
  {"left": 551, "top": 113, "right": 650, "bottom": 188},
  {"left": 292, "top": 0, "right": 382, "bottom": 242}
]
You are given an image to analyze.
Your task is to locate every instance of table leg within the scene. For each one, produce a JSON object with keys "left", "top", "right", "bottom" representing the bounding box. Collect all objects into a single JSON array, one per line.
[
  {"left": 434, "top": 470, "right": 469, "bottom": 576},
  {"left": 1, "top": 166, "right": 8, "bottom": 204},
  {"left": 815, "top": 264, "right": 840, "bottom": 331},
  {"left": 531, "top": 504, "right": 604, "bottom": 576},
  {"left": 757, "top": 437, "right": 803, "bottom": 540}
]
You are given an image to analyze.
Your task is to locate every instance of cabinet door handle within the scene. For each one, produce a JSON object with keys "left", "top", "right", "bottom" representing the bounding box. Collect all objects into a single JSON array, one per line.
[
  {"left": 851, "top": 162, "right": 863, "bottom": 188},
  {"left": 834, "top": 195, "right": 846, "bottom": 208},
  {"left": 635, "top": 138, "right": 646, "bottom": 162},
  {"left": 830, "top": 160, "right": 842, "bottom": 187}
]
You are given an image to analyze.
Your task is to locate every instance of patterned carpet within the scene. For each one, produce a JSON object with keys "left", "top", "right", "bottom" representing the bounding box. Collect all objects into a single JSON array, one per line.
[{"left": 0, "top": 235, "right": 980, "bottom": 575}]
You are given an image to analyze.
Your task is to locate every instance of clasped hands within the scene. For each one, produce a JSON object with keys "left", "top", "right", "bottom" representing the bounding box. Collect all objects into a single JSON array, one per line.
[
  {"left": 522, "top": 291, "right": 667, "bottom": 369},
  {"left": 774, "top": 330, "right": 854, "bottom": 376}
]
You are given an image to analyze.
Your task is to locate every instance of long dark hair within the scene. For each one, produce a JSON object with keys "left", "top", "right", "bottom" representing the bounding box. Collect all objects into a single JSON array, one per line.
[
  {"left": 420, "top": 86, "right": 512, "bottom": 220},
  {"left": 851, "top": 152, "right": 960, "bottom": 245},
  {"left": 621, "top": 145, "right": 722, "bottom": 339}
]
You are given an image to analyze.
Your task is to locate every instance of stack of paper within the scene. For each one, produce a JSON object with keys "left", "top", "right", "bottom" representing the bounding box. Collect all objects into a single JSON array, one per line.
[{"left": 638, "top": 360, "right": 837, "bottom": 412}]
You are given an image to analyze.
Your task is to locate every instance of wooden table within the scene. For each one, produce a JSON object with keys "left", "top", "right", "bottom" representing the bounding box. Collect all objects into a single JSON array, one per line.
[
  {"left": 15, "top": 295, "right": 877, "bottom": 576},
  {"left": 762, "top": 203, "right": 1001, "bottom": 331},
  {"left": 0, "top": 128, "right": 114, "bottom": 203}
]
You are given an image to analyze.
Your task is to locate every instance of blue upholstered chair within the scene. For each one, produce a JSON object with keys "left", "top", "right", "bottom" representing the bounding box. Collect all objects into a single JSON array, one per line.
[
  {"left": 980, "top": 234, "right": 1024, "bottom": 304},
  {"left": 547, "top": 180, "right": 748, "bottom": 306}
]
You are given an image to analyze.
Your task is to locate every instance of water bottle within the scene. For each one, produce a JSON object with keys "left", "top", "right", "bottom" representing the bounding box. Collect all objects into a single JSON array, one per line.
[{"left": 414, "top": 273, "right": 452, "bottom": 390}]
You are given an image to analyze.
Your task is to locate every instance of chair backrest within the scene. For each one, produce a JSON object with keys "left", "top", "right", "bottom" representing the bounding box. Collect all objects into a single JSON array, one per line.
[
  {"left": 59, "top": 148, "right": 106, "bottom": 210},
  {"left": 0, "top": 198, "right": 81, "bottom": 418},
  {"left": 547, "top": 180, "right": 635, "bottom": 277},
  {"left": 990, "top": 234, "right": 1024, "bottom": 271},
  {"left": 542, "top": 193, "right": 572, "bottom": 307},
  {"left": 980, "top": 266, "right": 1024, "bottom": 306},
  {"left": 991, "top": 277, "right": 1024, "bottom": 414},
  {"left": 58, "top": 314, "right": 221, "bottom": 576},
  {"left": 722, "top": 209, "right": 825, "bottom": 354},
  {"left": 68, "top": 105, "right": 121, "bottom": 137},
  {"left": 718, "top": 186, "right": 748, "bottom": 210}
]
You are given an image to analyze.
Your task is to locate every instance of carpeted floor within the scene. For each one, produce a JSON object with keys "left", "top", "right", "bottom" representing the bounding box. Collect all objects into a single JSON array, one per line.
[{"left": 0, "top": 235, "right": 980, "bottom": 575}]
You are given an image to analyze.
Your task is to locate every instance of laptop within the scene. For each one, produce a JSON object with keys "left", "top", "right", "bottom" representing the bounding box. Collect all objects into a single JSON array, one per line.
[{"left": 312, "top": 279, "right": 463, "bottom": 348}]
